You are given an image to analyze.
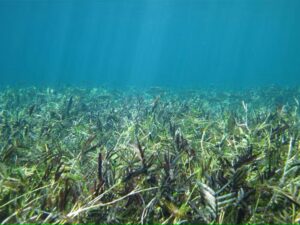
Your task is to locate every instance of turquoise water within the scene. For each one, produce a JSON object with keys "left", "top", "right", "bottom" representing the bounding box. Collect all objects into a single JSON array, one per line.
[{"left": 0, "top": 0, "right": 299, "bottom": 88}]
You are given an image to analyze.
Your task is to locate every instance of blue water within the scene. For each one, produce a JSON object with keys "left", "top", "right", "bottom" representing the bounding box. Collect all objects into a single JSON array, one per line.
[{"left": 0, "top": 0, "right": 299, "bottom": 88}]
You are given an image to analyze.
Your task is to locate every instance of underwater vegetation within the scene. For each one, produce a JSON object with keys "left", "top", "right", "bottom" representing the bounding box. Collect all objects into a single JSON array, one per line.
[{"left": 1, "top": 86, "right": 300, "bottom": 224}]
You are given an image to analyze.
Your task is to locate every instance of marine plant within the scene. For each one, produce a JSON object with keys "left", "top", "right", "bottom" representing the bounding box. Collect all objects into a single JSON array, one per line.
[{"left": 0, "top": 86, "right": 300, "bottom": 224}]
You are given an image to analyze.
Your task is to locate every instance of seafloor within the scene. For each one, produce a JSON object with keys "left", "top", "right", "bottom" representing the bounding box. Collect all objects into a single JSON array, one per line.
[{"left": 0, "top": 86, "right": 300, "bottom": 224}]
